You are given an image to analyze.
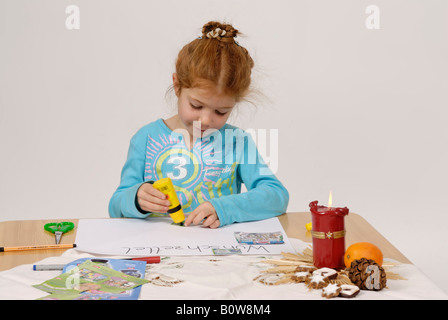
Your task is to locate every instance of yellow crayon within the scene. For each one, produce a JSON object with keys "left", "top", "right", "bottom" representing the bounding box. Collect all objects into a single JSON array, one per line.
[{"left": 153, "top": 177, "right": 185, "bottom": 224}]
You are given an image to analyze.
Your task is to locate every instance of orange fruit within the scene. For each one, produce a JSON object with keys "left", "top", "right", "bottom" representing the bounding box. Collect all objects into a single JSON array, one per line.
[{"left": 344, "top": 242, "right": 383, "bottom": 268}]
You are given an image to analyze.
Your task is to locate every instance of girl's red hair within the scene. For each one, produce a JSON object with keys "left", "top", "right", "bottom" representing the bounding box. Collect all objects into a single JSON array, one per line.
[{"left": 174, "top": 21, "right": 254, "bottom": 102}]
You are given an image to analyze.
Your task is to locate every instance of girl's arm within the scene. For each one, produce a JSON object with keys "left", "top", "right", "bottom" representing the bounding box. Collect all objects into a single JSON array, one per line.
[
  {"left": 209, "top": 134, "right": 289, "bottom": 227},
  {"left": 108, "top": 130, "right": 150, "bottom": 218}
]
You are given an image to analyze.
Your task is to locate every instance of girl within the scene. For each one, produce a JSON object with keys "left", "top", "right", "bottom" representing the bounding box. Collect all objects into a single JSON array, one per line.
[{"left": 109, "top": 21, "right": 289, "bottom": 228}]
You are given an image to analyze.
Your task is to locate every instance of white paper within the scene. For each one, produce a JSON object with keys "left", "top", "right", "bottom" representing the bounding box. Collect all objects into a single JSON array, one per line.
[{"left": 75, "top": 217, "right": 296, "bottom": 256}]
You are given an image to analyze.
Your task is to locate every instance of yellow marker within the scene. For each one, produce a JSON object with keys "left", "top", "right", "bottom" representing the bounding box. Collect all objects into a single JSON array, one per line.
[
  {"left": 152, "top": 177, "right": 185, "bottom": 224},
  {"left": 305, "top": 222, "right": 312, "bottom": 231}
]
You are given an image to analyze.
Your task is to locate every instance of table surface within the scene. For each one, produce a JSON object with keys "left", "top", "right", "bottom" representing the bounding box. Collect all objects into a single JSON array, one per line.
[{"left": 0, "top": 212, "right": 412, "bottom": 271}]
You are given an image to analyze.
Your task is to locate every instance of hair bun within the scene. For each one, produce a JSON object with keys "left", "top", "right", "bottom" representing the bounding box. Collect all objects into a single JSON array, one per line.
[{"left": 202, "top": 21, "right": 238, "bottom": 41}]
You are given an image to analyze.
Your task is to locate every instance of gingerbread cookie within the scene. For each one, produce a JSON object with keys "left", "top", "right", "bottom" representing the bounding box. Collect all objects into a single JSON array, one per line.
[
  {"left": 296, "top": 265, "right": 317, "bottom": 273},
  {"left": 313, "top": 267, "right": 338, "bottom": 281},
  {"left": 146, "top": 273, "right": 183, "bottom": 287},
  {"left": 339, "top": 284, "right": 360, "bottom": 298},
  {"left": 321, "top": 283, "right": 341, "bottom": 299},
  {"left": 291, "top": 271, "right": 310, "bottom": 283},
  {"left": 306, "top": 274, "right": 328, "bottom": 289},
  {"left": 254, "top": 273, "right": 283, "bottom": 286}
]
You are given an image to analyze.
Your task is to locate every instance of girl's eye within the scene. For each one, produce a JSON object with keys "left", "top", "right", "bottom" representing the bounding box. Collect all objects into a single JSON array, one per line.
[{"left": 215, "top": 110, "right": 228, "bottom": 116}]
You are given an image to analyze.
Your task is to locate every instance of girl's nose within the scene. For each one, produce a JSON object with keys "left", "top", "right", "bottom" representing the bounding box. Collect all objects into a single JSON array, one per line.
[{"left": 199, "top": 110, "right": 212, "bottom": 127}]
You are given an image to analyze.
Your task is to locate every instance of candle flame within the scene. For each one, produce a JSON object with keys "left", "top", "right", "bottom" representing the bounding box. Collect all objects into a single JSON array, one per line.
[{"left": 328, "top": 191, "right": 332, "bottom": 208}]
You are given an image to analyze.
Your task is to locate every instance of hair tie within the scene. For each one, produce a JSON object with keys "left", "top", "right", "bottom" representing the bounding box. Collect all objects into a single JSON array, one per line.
[{"left": 206, "top": 27, "right": 226, "bottom": 39}]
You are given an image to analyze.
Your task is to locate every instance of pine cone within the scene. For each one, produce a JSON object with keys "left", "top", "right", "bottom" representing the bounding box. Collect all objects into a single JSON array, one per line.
[{"left": 348, "top": 258, "right": 387, "bottom": 291}]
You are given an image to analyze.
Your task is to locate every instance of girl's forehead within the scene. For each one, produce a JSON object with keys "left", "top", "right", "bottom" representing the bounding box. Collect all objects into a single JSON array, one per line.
[{"left": 187, "top": 86, "right": 236, "bottom": 108}]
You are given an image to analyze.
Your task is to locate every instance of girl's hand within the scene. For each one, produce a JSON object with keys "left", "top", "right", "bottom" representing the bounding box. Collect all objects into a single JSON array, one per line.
[
  {"left": 185, "top": 202, "right": 220, "bottom": 229},
  {"left": 136, "top": 183, "right": 171, "bottom": 213}
]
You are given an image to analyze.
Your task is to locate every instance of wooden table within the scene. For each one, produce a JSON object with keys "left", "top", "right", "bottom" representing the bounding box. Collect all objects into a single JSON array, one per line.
[{"left": 0, "top": 212, "right": 411, "bottom": 271}]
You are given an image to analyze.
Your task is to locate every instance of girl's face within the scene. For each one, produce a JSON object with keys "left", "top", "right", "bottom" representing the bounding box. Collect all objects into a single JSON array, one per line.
[{"left": 174, "top": 75, "right": 236, "bottom": 139}]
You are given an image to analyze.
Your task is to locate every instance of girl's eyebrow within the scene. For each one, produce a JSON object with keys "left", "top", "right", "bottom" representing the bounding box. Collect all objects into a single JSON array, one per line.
[{"left": 190, "top": 97, "right": 204, "bottom": 105}]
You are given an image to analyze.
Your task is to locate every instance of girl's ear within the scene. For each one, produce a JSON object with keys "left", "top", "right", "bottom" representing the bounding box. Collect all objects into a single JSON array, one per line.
[{"left": 172, "top": 73, "right": 181, "bottom": 97}]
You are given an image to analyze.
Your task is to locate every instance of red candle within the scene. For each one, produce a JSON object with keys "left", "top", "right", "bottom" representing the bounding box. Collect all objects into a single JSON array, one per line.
[{"left": 309, "top": 198, "right": 349, "bottom": 269}]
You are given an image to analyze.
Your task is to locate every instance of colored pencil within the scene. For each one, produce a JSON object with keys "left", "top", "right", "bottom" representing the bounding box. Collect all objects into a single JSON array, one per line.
[{"left": 0, "top": 244, "right": 76, "bottom": 252}]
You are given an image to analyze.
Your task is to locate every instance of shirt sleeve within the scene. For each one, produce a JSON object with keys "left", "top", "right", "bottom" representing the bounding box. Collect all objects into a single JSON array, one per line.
[
  {"left": 108, "top": 129, "right": 151, "bottom": 218},
  {"left": 209, "top": 133, "right": 289, "bottom": 227}
]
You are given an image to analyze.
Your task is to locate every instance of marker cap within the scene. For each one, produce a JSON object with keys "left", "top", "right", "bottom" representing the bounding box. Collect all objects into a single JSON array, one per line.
[{"left": 132, "top": 256, "right": 161, "bottom": 264}]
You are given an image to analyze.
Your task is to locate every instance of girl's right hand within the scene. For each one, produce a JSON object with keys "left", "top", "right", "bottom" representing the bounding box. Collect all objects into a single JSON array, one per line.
[{"left": 136, "top": 183, "right": 171, "bottom": 213}]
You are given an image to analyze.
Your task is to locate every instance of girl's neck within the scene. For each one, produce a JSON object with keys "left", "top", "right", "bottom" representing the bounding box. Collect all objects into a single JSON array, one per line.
[{"left": 163, "top": 115, "right": 195, "bottom": 150}]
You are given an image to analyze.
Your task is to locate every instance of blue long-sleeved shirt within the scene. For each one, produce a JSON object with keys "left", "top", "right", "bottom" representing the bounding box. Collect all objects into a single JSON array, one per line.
[{"left": 108, "top": 119, "right": 289, "bottom": 227}]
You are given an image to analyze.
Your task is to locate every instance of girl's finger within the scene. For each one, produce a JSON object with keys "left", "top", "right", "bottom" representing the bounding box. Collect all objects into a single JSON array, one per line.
[
  {"left": 138, "top": 199, "right": 169, "bottom": 213},
  {"left": 140, "top": 183, "right": 167, "bottom": 200},
  {"left": 202, "top": 215, "right": 217, "bottom": 227},
  {"left": 147, "top": 195, "right": 171, "bottom": 207},
  {"left": 147, "top": 186, "right": 168, "bottom": 200},
  {"left": 192, "top": 211, "right": 207, "bottom": 225},
  {"left": 209, "top": 220, "right": 220, "bottom": 229},
  {"left": 184, "top": 212, "right": 196, "bottom": 226},
  {"left": 138, "top": 188, "right": 170, "bottom": 207}
]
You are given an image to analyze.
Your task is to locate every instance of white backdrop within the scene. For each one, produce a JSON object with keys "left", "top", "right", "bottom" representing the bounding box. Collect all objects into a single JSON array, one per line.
[{"left": 1, "top": 0, "right": 447, "bottom": 294}]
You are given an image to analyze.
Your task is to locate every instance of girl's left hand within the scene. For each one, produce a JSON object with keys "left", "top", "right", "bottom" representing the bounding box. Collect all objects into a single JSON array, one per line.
[{"left": 184, "top": 202, "right": 220, "bottom": 229}]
